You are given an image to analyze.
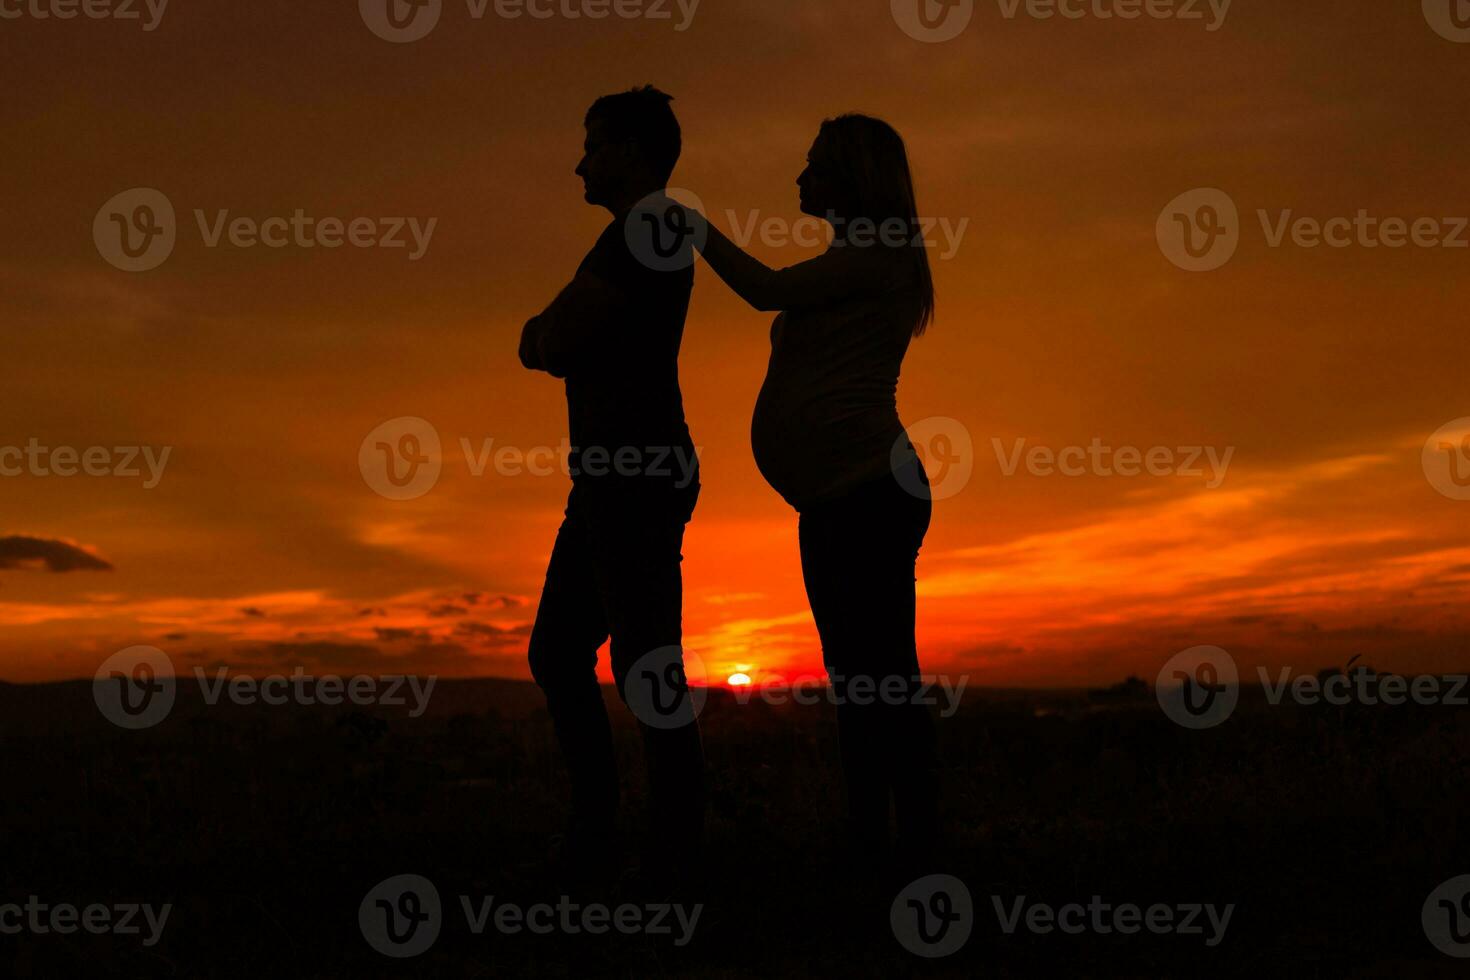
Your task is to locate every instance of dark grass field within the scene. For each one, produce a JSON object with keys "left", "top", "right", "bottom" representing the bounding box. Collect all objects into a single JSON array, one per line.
[{"left": 2, "top": 676, "right": 1468, "bottom": 978}]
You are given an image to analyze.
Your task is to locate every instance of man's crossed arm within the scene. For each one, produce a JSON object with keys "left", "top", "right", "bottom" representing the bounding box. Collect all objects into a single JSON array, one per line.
[{"left": 519, "top": 269, "right": 625, "bottom": 379}]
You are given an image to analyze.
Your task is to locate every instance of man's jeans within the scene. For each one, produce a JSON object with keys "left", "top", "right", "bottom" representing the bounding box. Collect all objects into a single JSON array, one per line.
[{"left": 528, "top": 478, "right": 704, "bottom": 880}]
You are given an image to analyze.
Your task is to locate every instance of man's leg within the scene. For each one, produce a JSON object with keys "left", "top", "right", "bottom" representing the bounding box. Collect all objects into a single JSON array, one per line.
[
  {"left": 527, "top": 488, "right": 617, "bottom": 879},
  {"left": 586, "top": 484, "right": 706, "bottom": 890}
]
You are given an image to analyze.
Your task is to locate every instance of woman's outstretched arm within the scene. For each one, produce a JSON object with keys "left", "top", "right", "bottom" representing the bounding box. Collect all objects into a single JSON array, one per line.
[
  {"left": 690, "top": 208, "right": 901, "bottom": 314},
  {"left": 694, "top": 217, "right": 787, "bottom": 312}
]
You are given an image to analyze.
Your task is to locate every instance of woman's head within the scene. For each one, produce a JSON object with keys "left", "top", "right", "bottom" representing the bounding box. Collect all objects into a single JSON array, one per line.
[{"left": 796, "top": 114, "right": 935, "bottom": 335}]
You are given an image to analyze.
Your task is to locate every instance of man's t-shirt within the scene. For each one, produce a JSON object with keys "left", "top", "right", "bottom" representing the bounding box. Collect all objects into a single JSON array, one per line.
[{"left": 562, "top": 219, "right": 696, "bottom": 488}]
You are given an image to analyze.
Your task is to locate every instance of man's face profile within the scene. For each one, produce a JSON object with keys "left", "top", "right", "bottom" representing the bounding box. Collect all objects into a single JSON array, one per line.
[{"left": 575, "top": 118, "right": 629, "bottom": 208}]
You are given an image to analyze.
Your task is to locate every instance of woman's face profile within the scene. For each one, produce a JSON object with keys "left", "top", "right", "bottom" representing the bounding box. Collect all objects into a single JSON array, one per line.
[{"left": 796, "top": 133, "right": 846, "bottom": 223}]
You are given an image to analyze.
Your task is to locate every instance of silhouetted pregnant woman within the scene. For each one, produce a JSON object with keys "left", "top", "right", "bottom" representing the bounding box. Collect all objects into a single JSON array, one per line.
[{"left": 689, "top": 114, "right": 941, "bottom": 883}]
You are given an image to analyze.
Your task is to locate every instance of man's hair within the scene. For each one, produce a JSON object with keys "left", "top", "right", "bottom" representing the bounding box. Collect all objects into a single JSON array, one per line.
[{"left": 585, "top": 86, "right": 681, "bottom": 184}]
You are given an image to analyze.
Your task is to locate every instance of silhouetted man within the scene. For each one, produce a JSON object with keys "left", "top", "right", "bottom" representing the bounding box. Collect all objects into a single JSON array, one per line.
[{"left": 519, "top": 85, "right": 704, "bottom": 895}]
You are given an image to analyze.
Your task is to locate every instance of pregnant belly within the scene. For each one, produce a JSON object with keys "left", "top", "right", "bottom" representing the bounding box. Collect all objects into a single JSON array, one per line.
[{"left": 751, "top": 385, "right": 902, "bottom": 509}]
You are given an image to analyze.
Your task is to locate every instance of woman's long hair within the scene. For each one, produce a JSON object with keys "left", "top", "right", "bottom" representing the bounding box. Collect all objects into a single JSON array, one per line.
[{"left": 818, "top": 114, "right": 936, "bottom": 336}]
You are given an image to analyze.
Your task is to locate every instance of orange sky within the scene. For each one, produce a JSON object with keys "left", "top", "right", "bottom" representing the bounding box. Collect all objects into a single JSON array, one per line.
[{"left": 4, "top": 0, "right": 1470, "bottom": 687}]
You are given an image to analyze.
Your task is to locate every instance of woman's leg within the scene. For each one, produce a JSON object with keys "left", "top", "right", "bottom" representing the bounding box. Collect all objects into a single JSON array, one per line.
[
  {"left": 884, "top": 464, "right": 941, "bottom": 876},
  {"left": 798, "top": 463, "right": 938, "bottom": 873}
]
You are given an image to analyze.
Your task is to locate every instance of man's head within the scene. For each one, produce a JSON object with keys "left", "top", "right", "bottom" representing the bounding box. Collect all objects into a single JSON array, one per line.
[{"left": 576, "top": 86, "right": 681, "bottom": 212}]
